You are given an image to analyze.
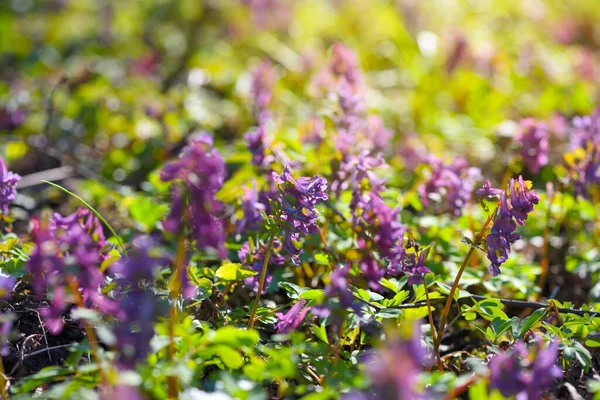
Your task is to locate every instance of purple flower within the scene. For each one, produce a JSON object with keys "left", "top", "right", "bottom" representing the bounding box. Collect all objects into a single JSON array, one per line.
[
  {"left": 238, "top": 239, "right": 285, "bottom": 293},
  {"left": 161, "top": 134, "right": 226, "bottom": 257},
  {"left": 363, "top": 322, "right": 428, "bottom": 399},
  {"left": 111, "top": 236, "right": 167, "bottom": 369},
  {"left": 272, "top": 166, "right": 328, "bottom": 264},
  {"left": 418, "top": 156, "right": 482, "bottom": 217},
  {"left": 485, "top": 176, "right": 539, "bottom": 276},
  {"left": 488, "top": 339, "right": 562, "bottom": 399},
  {"left": 509, "top": 176, "right": 540, "bottom": 226},
  {"left": 240, "top": 0, "right": 291, "bottom": 31},
  {"left": 237, "top": 182, "right": 267, "bottom": 234},
  {"left": 570, "top": 109, "right": 600, "bottom": 150},
  {"left": 0, "top": 274, "right": 14, "bottom": 299},
  {"left": 476, "top": 180, "right": 503, "bottom": 198},
  {"left": 515, "top": 118, "right": 549, "bottom": 173},
  {"left": 250, "top": 59, "right": 276, "bottom": 122},
  {"left": 25, "top": 209, "right": 117, "bottom": 334},
  {"left": 0, "top": 157, "right": 21, "bottom": 215},
  {"left": 244, "top": 124, "right": 273, "bottom": 169},
  {"left": 314, "top": 265, "right": 360, "bottom": 319},
  {"left": 275, "top": 298, "right": 311, "bottom": 333},
  {"left": 353, "top": 192, "right": 415, "bottom": 285},
  {"left": 315, "top": 42, "right": 364, "bottom": 92},
  {"left": 399, "top": 251, "right": 430, "bottom": 286}
]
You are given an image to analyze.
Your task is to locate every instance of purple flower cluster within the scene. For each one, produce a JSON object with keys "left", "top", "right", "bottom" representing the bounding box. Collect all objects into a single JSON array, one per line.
[
  {"left": 515, "top": 118, "right": 549, "bottom": 173},
  {"left": 480, "top": 177, "right": 539, "bottom": 276},
  {"left": 313, "top": 265, "right": 360, "bottom": 320},
  {"left": 488, "top": 339, "right": 562, "bottom": 399},
  {"left": 272, "top": 166, "right": 328, "bottom": 264},
  {"left": 250, "top": 60, "right": 276, "bottom": 122},
  {"left": 161, "top": 134, "right": 226, "bottom": 257},
  {"left": 315, "top": 42, "right": 364, "bottom": 92},
  {"left": 419, "top": 156, "right": 482, "bottom": 217},
  {"left": 111, "top": 236, "right": 167, "bottom": 369},
  {"left": 358, "top": 322, "right": 428, "bottom": 399},
  {"left": 238, "top": 238, "right": 285, "bottom": 293},
  {"left": 26, "top": 209, "right": 116, "bottom": 334},
  {"left": 570, "top": 109, "right": 600, "bottom": 150},
  {"left": 354, "top": 193, "right": 415, "bottom": 286},
  {"left": 244, "top": 124, "right": 274, "bottom": 169},
  {"left": 0, "top": 157, "right": 21, "bottom": 215},
  {"left": 564, "top": 111, "right": 600, "bottom": 199},
  {"left": 275, "top": 298, "right": 311, "bottom": 334}
]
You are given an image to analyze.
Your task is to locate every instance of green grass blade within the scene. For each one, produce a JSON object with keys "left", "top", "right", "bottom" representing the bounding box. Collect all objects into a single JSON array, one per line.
[{"left": 41, "top": 180, "right": 127, "bottom": 255}]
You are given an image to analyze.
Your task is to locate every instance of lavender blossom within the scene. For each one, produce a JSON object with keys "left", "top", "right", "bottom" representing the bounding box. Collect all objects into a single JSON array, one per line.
[
  {"left": 244, "top": 123, "right": 273, "bottom": 169},
  {"left": 362, "top": 322, "right": 428, "bottom": 399},
  {"left": 570, "top": 109, "right": 600, "bottom": 150},
  {"left": 419, "top": 156, "right": 482, "bottom": 217},
  {"left": 237, "top": 182, "right": 266, "bottom": 234},
  {"left": 488, "top": 339, "right": 562, "bottom": 399},
  {"left": 161, "top": 134, "right": 226, "bottom": 257},
  {"left": 272, "top": 166, "right": 328, "bottom": 264},
  {"left": 481, "top": 177, "right": 539, "bottom": 276},
  {"left": 275, "top": 298, "right": 311, "bottom": 333},
  {"left": 515, "top": 118, "right": 549, "bottom": 174},
  {"left": 25, "top": 209, "right": 118, "bottom": 334},
  {"left": 111, "top": 236, "right": 167, "bottom": 369},
  {"left": 238, "top": 239, "right": 285, "bottom": 293},
  {"left": 313, "top": 265, "right": 360, "bottom": 319},
  {"left": 250, "top": 59, "right": 276, "bottom": 122},
  {"left": 0, "top": 274, "right": 14, "bottom": 299},
  {"left": 0, "top": 157, "right": 21, "bottom": 215},
  {"left": 315, "top": 42, "right": 364, "bottom": 92}
]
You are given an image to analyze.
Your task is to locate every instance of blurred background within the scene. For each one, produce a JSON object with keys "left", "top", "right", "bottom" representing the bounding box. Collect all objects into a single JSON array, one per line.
[{"left": 1, "top": 0, "right": 599, "bottom": 198}]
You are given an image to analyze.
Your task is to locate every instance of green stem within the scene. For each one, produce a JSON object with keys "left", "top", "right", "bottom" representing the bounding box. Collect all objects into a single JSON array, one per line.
[
  {"left": 432, "top": 211, "right": 495, "bottom": 367},
  {"left": 167, "top": 231, "right": 186, "bottom": 398},
  {"left": 247, "top": 234, "right": 276, "bottom": 330}
]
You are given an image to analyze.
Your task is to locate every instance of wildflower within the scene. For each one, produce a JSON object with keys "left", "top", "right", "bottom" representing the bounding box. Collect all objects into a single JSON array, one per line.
[
  {"left": 272, "top": 166, "right": 328, "bottom": 264},
  {"left": 315, "top": 42, "right": 364, "bottom": 92},
  {"left": 482, "top": 177, "right": 539, "bottom": 276},
  {"left": 488, "top": 339, "right": 562, "bottom": 399},
  {"left": 515, "top": 118, "right": 549, "bottom": 173},
  {"left": 250, "top": 59, "right": 276, "bottom": 122},
  {"left": 275, "top": 298, "right": 311, "bottom": 333},
  {"left": 161, "top": 134, "right": 226, "bottom": 257},
  {"left": 570, "top": 109, "right": 600, "bottom": 150},
  {"left": 362, "top": 322, "right": 429, "bottom": 399},
  {"left": 0, "top": 274, "right": 14, "bottom": 299},
  {"left": 313, "top": 264, "right": 360, "bottom": 320},
  {"left": 476, "top": 180, "right": 503, "bottom": 198},
  {"left": 238, "top": 239, "right": 285, "bottom": 293},
  {"left": 237, "top": 182, "right": 266, "bottom": 234},
  {"left": 244, "top": 123, "right": 274, "bottom": 169},
  {"left": 419, "top": 156, "right": 482, "bottom": 217},
  {"left": 398, "top": 251, "right": 430, "bottom": 286},
  {"left": 0, "top": 157, "right": 21, "bottom": 215},
  {"left": 25, "top": 210, "right": 117, "bottom": 334},
  {"left": 509, "top": 176, "right": 540, "bottom": 225},
  {"left": 111, "top": 236, "right": 167, "bottom": 369}
]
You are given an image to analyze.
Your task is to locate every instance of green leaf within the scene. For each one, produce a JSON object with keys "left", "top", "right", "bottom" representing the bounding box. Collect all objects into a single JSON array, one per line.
[
  {"left": 311, "top": 324, "right": 329, "bottom": 344},
  {"left": 516, "top": 308, "right": 546, "bottom": 339},
  {"left": 212, "top": 327, "right": 260, "bottom": 348},
  {"left": 215, "top": 263, "right": 257, "bottom": 281},
  {"left": 215, "top": 345, "right": 244, "bottom": 369}
]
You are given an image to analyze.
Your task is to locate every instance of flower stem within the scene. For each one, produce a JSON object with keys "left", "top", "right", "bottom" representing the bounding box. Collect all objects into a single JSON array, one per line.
[
  {"left": 431, "top": 212, "right": 495, "bottom": 368},
  {"left": 422, "top": 274, "right": 437, "bottom": 347},
  {"left": 66, "top": 277, "right": 107, "bottom": 385},
  {"left": 247, "top": 234, "right": 276, "bottom": 330},
  {"left": 167, "top": 231, "right": 186, "bottom": 399},
  {"left": 0, "top": 353, "right": 8, "bottom": 400}
]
